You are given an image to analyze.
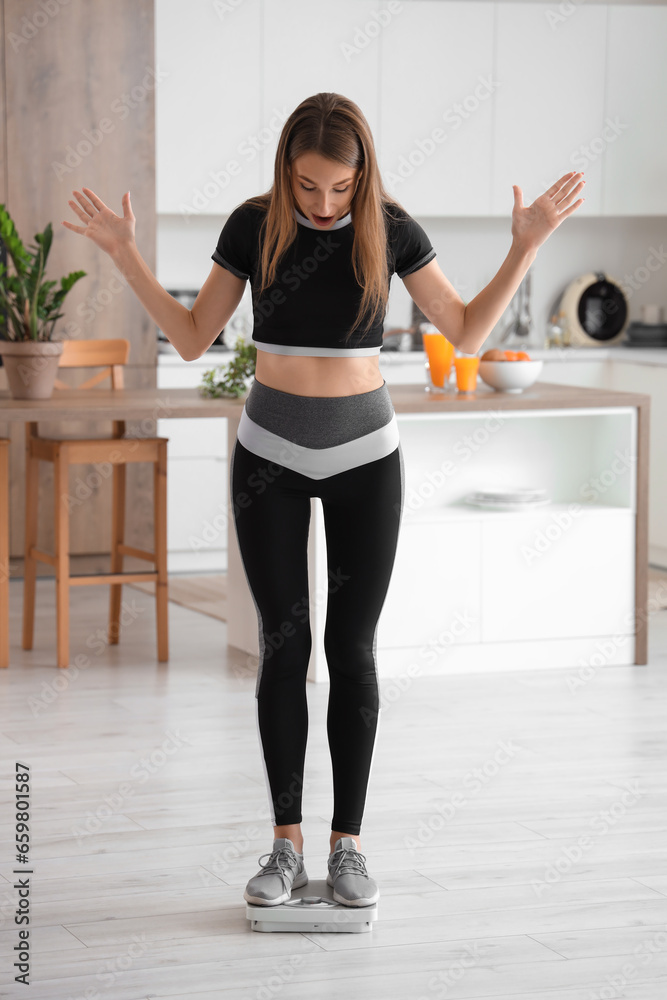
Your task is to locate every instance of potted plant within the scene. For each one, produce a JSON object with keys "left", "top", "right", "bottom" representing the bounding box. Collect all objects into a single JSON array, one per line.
[{"left": 0, "top": 204, "right": 86, "bottom": 399}]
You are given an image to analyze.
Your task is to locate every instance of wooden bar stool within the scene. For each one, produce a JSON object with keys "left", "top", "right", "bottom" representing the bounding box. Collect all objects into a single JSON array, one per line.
[
  {"left": 0, "top": 439, "right": 9, "bottom": 668},
  {"left": 22, "top": 339, "right": 169, "bottom": 668}
]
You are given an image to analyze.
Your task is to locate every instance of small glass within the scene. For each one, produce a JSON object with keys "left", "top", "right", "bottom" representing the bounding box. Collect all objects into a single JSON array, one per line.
[
  {"left": 422, "top": 330, "right": 455, "bottom": 393},
  {"left": 454, "top": 354, "right": 480, "bottom": 393}
]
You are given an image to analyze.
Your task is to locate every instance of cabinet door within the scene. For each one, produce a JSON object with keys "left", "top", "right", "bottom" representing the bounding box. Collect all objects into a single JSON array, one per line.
[
  {"left": 155, "top": 0, "right": 262, "bottom": 214},
  {"left": 491, "top": 2, "right": 607, "bottom": 216},
  {"left": 603, "top": 5, "right": 667, "bottom": 215},
  {"left": 166, "top": 456, "right": 227, "bottom": 555},
  {"left": 378, "top": 1, "right": 495, "bottom": 216},
  {"left": 481, "top": 509, "right": 635, "bottom": 642},
  {"left": 261, "top": 0, "right": 381, "bottom": 191},
  {"left": 376, "top": 517, "right": 481, "bottom": 650}
]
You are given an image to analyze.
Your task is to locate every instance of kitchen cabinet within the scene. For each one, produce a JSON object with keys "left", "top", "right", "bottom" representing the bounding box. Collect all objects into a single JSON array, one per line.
[
  {"left": 603, "top": 5, "right": 667, "bottom": 215},
  {"left": 375, "top": 518, "right": 482, "bottom": 650},
  {"left": 157, "top": 353, "right": 228, "bottom": 572},
  {"left": 480, "top": 508, "right": 635, "bottom": 642},
  {"left": 491, "top": 3, "right": 607, "bottom": 215},
  {"left": 260, "top": 0, "right": 382, "bottom": 192},
  {"left": 520, "top": 349, "right": 666, "bottom": 567},
  {"left": 155, "top": 0, "right": 262, "bottom": 215},
  {"left": 156, "top": 1, "right": 667, "bottom": 218},
  {"left": 378, "top": 1, "right": 495, "bottom": 216}
]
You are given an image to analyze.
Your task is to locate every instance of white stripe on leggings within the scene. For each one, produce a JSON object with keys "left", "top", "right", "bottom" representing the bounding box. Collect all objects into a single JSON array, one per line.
[{"left": 237, "top": 408, "right": 400, "bottom": 480}]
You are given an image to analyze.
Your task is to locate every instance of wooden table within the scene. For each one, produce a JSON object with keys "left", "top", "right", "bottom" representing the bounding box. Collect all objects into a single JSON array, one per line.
[{"left": 0, "top": 381, "right": 650, "bottom": 671}]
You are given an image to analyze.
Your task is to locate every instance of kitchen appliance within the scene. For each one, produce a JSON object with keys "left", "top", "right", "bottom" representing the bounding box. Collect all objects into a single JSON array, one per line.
[
  {"left": 551, "top": 272, "right": 629, "bottom": 346},
  {"left": 623, "top": 321, "right": 667, "bottom": 347}
]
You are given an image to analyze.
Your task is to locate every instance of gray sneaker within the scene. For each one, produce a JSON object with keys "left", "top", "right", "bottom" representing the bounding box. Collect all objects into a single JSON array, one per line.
[
  {"left": 243, "top": 837, "right": 308, "bottom": 906},
  {"left": 326, "top": 836, "right": 379, "bottom": 906}
]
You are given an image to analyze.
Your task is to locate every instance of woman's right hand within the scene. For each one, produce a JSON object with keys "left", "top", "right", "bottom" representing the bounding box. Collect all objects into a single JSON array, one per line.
[{"left": 62, "top": 187, "right": 136, "bottom": 257}]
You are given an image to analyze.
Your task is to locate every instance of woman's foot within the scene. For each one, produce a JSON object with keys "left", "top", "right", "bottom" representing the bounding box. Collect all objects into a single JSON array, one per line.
[
  {"left": 326, "top": 836, "right": 379, "bottom": 907},
  {"left": 244, "top": 837, "right": 308, "bottom": 906}
]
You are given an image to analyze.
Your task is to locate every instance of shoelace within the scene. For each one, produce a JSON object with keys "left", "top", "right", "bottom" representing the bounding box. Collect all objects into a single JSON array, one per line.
[
  {"left": 257, "top": 847, "right": 300, "bottom": 890},
  {"left": 328, "top": 845, "right": 370, "bottom": 879}
]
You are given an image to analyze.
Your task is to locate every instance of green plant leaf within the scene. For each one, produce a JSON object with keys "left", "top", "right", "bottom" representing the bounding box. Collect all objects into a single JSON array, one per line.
[
  {"left": 0, "top": 204, "right": 87, "bottom": 341},
  {"left": 198, "top": 335, "right": 257, "bottom": 398}
]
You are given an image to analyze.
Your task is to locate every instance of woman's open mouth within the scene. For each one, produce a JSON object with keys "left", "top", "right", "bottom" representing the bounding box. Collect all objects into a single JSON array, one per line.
[{"left": 312, "top": 213, "right": 335, "bottom": 226}]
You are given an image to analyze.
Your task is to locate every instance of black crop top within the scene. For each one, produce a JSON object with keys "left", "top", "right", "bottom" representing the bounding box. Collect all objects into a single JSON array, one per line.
[{"left": 211, "top": 200, "right": 436, "bottom": 356}]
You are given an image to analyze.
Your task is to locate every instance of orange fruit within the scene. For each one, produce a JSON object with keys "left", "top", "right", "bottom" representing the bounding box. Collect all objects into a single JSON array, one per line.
[
  {"left": 516, "top": 351, "right": 531, "bottom": 361},
  {"left": 503, "top": 350, "right": 518, "bottom": 361}
]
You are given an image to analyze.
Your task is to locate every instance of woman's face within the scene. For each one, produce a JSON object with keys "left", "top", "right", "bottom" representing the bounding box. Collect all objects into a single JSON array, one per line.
[{"left": 287, "top": 151, "right": 361, "bottom": 229}]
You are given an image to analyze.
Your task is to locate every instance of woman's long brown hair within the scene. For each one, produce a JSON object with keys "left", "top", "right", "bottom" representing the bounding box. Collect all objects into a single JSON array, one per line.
[{"left": 244, "top": 92, "right": 409, "bottom": 345}]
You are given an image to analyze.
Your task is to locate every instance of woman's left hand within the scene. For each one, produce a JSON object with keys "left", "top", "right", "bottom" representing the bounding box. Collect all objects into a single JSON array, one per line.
[{"left": 511, "top": 171, "right": 585, "bottom": 254}]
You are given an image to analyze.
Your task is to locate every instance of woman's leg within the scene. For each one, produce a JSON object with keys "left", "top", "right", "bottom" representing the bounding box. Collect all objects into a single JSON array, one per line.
[
  {"left": 230, "top": 438, "right": 313, "bottom": 842},
  {"left": 318, "top": 444, "right": 404, "bottom": 849}
]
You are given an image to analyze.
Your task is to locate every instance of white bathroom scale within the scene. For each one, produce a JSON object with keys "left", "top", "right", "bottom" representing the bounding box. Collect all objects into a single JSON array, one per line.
[{"left": 246, "top": 878, "right": 378, "bottom": 933}]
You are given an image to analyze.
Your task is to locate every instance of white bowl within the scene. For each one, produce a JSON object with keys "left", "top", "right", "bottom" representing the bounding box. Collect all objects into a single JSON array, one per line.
[{"left": 478, "top": 359, "right": 543, "bottom": 393}]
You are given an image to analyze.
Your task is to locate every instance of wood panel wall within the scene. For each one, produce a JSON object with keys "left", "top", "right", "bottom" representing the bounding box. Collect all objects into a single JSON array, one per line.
[{"left": 0, "top": 0, "right": 158, "bottom": 572}]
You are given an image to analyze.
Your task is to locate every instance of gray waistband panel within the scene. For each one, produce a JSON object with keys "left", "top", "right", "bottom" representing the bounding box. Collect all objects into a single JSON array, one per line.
[
  {"left": 255, "top": 341, "right": 381, "bottom": 357},
  {"left": 244, "top": 378, "right": 395, "bottom": 448},
  {"left": 238, "top": 409, "right": 400, "bottom": 480}
]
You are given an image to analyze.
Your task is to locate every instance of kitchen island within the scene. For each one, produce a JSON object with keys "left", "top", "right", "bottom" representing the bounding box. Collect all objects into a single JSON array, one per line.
[{"left": 223, "top": 379, "right": 649, "bottom": 682}]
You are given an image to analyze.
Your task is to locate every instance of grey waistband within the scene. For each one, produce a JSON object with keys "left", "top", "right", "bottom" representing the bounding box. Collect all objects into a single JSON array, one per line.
[{"left": 243, "top": 377, "right": 395, "bottom": 448}]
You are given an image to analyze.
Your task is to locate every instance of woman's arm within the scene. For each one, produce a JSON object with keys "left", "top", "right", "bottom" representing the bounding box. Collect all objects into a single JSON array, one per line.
[
  {"left": 110, "top": 242, "right": 246, "bottom": 360},
  {"left": 63, "top": 187, "right": 246, "bottom": 361},
  {"left": 402, "top": 171, "right": 585, "bottom": 353}
]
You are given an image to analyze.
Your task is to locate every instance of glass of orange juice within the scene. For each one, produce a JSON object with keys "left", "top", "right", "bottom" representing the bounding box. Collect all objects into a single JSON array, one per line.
[
  {"left": 422, "top": 329, "right": 455, "bottom": 391},
  {"left": 454, "top": 353, "right": 480, "bottom": 393}
]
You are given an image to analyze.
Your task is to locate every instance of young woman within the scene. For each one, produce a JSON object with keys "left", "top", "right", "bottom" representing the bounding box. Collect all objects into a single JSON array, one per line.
[{"left": 63, "top": 92, "right": 584, "bottom": 909}]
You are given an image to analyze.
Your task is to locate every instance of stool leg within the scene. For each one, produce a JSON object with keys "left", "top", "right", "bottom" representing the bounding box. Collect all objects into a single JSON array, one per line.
[
  {"left": 54, "top": 445, "right": 70, "bottom": 669},
  {"left": 108, "top": 462, "right": 126, "bottom": 645},
  {"left": 155, "top": 441, "right": 168, "bottom": 661},
  {"left": 22, "top": 430, "right": 39, "bottom": 651},
  {"left": 0, "top": 441, "right": 9, "bottom": 668}
]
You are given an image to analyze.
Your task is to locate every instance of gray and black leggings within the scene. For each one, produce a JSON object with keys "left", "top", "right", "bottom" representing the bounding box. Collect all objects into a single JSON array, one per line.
[{"left": 229, "top": 377, "right": 404, "bottom": 836}]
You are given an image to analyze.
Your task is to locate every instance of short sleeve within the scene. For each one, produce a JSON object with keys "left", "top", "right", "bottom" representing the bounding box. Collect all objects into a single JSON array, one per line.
[
  {"left": 211, "top": 204, "right": 254, "bottom": 280},
  {"left": 388, "top": 206, "right": 437, "bottom": 279}
]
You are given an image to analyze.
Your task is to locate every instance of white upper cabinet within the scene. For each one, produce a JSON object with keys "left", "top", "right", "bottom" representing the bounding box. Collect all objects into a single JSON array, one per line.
[
  {"left": 156, "top": 1, "right": 667, "bottom": 218},
  {"left": 603, "top": 5, "right": 667, "bottom": 215},
  {"left": 491, "top": 2, "right": 607, "bottom": 216},
  {"left": 155, "top": 0, "right": 262, "bottom": 215},
  {"left": 260, "top": 0, "right": 382, "bottom": 192},
  {"left": 378, "top": 1, "right": 496, "bottom": 216}
]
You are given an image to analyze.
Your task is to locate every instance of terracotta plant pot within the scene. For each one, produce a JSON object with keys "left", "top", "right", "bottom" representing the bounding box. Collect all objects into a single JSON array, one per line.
[{"left": 0, "top": 341, "right": 64, "bottom": 399}]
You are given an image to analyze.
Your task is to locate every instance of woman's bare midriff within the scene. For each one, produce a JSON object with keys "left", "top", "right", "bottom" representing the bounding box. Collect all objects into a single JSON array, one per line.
[{"left": 254, "top": 349, "right": 385, "bottom": 397}]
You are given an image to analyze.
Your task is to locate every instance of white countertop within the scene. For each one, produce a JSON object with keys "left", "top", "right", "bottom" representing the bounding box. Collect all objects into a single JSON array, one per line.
[{"left": 157, "top": 342, "right": 667, "bottom": 367}]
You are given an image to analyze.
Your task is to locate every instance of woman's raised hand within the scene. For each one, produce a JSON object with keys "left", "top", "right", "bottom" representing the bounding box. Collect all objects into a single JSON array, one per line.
[
  {"left": 62, "top": 187, "right": 136, "bottom": 257},
  {"left": 511, "top": 171, "right": 585, "bottom": 255}
]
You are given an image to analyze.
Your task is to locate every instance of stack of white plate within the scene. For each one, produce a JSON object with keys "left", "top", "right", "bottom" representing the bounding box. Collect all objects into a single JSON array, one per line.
[{"left": 465, "top": 486, "right": 550, "bottom": 510}]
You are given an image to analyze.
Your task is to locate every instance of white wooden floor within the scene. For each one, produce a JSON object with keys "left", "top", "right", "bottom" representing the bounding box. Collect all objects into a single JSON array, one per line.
[{"left": 2, "top": 572, "right": 667, "bottom": 999}]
